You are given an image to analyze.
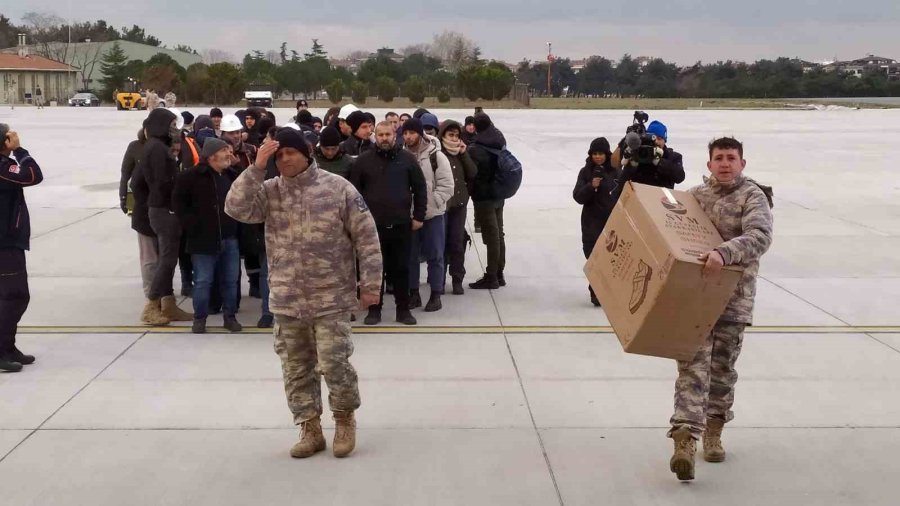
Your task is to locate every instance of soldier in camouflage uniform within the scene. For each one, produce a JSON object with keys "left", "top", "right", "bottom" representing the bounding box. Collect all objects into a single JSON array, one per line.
[
  {"left": 668, "top": 137, "right": 774, "bottom": 481},
  {"left": 225, "top": 128, "right": 382, "bottom": 459}
]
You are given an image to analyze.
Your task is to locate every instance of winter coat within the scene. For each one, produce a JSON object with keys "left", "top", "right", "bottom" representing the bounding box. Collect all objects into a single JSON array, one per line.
[
  {"left": 172, "top": 163, "right": 240, "bottom": 255},
  {"left": 0, "top": 148, "right": 43, "bottom": 250},
  {"left": 119, "top": 129, "right": 146, "bottom": 202},
  {"left": 468, "top": 126, "right": 507, "bottom": 203},
  {"left": 141, "top": 108, "right": 178, "bottom": 210},
  {"left": 689, "top": 175, "right": 774, "bottom": 325},
  {"left": 615, "top": 147, "right": 685, "bottom": 192},
  {"left": 572, "top": 159, "right": 621, "bottom": 249},
  {"left": 339, "top": 135, "right": 374, "bottom": 157},
  {"left": 225, "top": 162, "right": 383, "bottom": 319},
  {"left": 439, "top": 121, "right": 478, "bottom": 209},
  {"left": 315, "top": 148, "right": 354, "bottom": 180},
  {"left": 404, "top": 134, "right": 454, "bottom": 220},
  {"left": 350, "top": 145, "right": 427, "bottom": 227},
  {"left": 129, "top": 162, "right": 155, "bottom": 237}
]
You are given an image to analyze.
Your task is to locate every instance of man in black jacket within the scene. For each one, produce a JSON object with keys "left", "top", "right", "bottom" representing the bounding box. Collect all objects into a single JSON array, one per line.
[
  {"left": 173, "top": 138, "right": 243, "bottom": 334},
  {"left": 339, "top": 111, "right": 374, "bottom": 157},
  {"left": 0, "top": 125, "right": 43, "bottom": 372},
  {"left": 613, "top": 120, "right": 685, "bottom": 194},
  {"left": 142, "top": 108, "right": 194, "bottom": 325},
  {"left": 468, "top": 113, "right": 508, "bottom": 290},
  {"left": 350, "top": 121, "right": 427, "bottom": 326}
]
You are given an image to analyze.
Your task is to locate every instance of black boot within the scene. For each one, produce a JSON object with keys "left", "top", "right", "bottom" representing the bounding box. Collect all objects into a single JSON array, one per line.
[
  {"left": 10, "top": 346, "right": 35, "bottom": 365},
  {"left": 469, "top": 275, "right": 499, "bottom": 290},
  {"left": 180, "top": 283, "right": 193, "bottom": 297},
  {"left": 590, "top": 287, "right": 601, "bottom": 307},
  {"left": 396, "top": 309, "right": 417, "bottom": 325},
  {"left": 257, "top": 314, "right": 274, "bottom": 328},
  {"left": 497, "top": 271, "right": 506, "bottom": 287},
  {"left": 408, "top": 289, "right": 422, "bottom": 309},
  {"left": 424, "top": 291, "right": 442, "bottom": 312},
  {"left": 0, "top": 355, "right": 23, "bottom": 373},
  {"left": 249, "top": 274, "right": 260, "bottom": 298},
  {"left": 224, "top": 315, "right": 243, "bottom": 332},
  {"left": 192, "top": 318, "right": 207, "bottom": 334},
  {"left": 364, "top": 308, "right": 382, "bottom": 326},
  {"left": 452, "top": 277, "right": 465, "bottom": 295}
]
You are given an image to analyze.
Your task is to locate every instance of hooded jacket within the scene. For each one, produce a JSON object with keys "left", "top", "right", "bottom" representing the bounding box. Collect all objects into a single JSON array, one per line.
[
  {"left": 225, "top": 161, "right": 383, "bottom": 319},
  {"left": 468, "top": 125, "right": 507, "bottom": 203},
  {"left": 141, "top": 108, "right": 179, "bottom": 210},
  {"left": 350, "top": 145, "right": 427, "bottom": 227},
  {"left": 119, "top": 128, "right": 146, "bottom": 203},
  {"left": 572, "top": 154, "right": 620, "bottom": 249},
  {"left": 315, "top": 147, "right": 354, "bottom": 180},
  {"left": 339, "top": 134, "right": 374, "bottom": 157},
  {"left": 438, "top": 120, "right": 478, "bottom": 209},
  {"left": 0, "top": 148, "right": 43, "bottom": 250},
  {"left": 404, "top": 134, "right": 454, "bottom": 220},
  {"left": 689, "top": 175, "right": 774, "bottom": 325},
  {"left": 172, "top": 162, "right": 240, "bottom": 255}
]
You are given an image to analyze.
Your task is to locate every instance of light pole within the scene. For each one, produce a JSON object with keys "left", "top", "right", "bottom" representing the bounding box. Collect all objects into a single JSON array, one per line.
[{"left": 547, "top": 42, "right": 553, "bottom": 97}]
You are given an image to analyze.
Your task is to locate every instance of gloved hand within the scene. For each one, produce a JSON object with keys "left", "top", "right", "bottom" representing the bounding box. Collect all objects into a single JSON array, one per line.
[
  {"left": 652, "top": 147, "right": 665, "bottom": 166},
  {"left": 120, "top": 196, "right": 128, "bottom": 214}
]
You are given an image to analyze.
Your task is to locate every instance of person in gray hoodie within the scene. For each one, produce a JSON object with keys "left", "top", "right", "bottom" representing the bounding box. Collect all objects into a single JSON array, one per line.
[{"left": 402, "top": 118, "right": 454, "bottom": 312}]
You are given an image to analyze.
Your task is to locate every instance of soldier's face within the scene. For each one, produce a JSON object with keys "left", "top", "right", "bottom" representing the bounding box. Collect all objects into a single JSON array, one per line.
[
  {"left": 276, "top": 148, "right": 310, "bottom": 177},
  {"left": 707, "top": 148, "right": 746, "bottom": 184}
]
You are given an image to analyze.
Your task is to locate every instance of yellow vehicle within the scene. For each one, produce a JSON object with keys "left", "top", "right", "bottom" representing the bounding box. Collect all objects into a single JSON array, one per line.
[{"left": 116, "top": 81, "right": 147, "bottom": 111}]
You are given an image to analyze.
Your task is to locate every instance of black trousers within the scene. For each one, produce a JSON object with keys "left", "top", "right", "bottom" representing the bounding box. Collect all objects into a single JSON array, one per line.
[
  {"left": 473, "top": 201, "right": 506, "bottom": 276},
  {"left": 0, "top": 248, "right": 29, "bottom": 355},
  {"left": 372, "top": 223, "right": 412, "bottom": 311},
  {"left": 444, "top": 204, "right": 468, "bottom": 281},
  {"left": 148, "top": 207, "right": 181, "bottom": 300},
  {"left": 583, "top": 234, "right": 599, "bottom": 299},
  {"left": 179, "top": 235, "right": 192, "bottom": 288}
]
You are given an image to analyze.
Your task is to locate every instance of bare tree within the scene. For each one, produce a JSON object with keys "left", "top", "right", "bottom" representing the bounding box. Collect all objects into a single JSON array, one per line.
[
  {"left": 201, "top": 48, "right": 236, "bottom": 65},
  {"left": 429, "top": 30, "right": 476, "bottom": 72},
  {"left": 22, "top": 11, "right": 71, "bottom": 63},
  {"left": 70, "top": 42, "right": 105, "bottom": 91},
  {"left": 265, "top": 50, "right": 280, "bottom": 64},
  {"left": 399, "top": 43, "right": 431, "bottom": 57},
  {"left": 344, "top": 50, "right": 370, "bottom": 61}
]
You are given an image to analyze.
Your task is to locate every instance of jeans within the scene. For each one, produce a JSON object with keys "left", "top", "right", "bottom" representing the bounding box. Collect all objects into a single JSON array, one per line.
[
  {"left": 259, "top": 252, "right": 272, "bottom": 316},
  {"left": 191, "top": 238, "right": 240, "bottom": 320},
  {"left": 148, "top": 207, "right": 181, "bottom": 300},
  {"left": 409, "top": 214, "right": 446, "bottom": 293}
]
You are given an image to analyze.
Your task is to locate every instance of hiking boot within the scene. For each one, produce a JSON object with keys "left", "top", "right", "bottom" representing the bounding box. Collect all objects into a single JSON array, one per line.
[
  {"left": 142, "top": 299, "right": 171, "bottom": 326},
  {"left": 10, "top": 346, "right": 35, "bottom": 365},
  {"left": 408, "top": 289, "right": 422, "bottom": 309},
  {"left": 497, "top": 272, "right": 506, "bottom": 287},
  {"left": 469, "top": 275, "right": 499, "bottom": 290},
  {"left": 332, "top": 411, "right": 357, "bottom": 458},
  {"left": 192, "top": 318, "right": 207, "bottom": 334},
  {"left": 424, "top": 292, "right": 442, "bottom": 312},
  {"left": 396, "top": 309, "right": 417, "bottom": 325},
  {"left": 703, "top": 418, "right": 726, "bottom": 463},
  {"left": 0, "top": 356, "right": 23, "bottom": 373},
  {"left": 452, "top": 278, "right": 465, "bottom": 295},
  {"left": 364, "top": 308, "right": 381, "bottom": 326},
  {"left": 290, "top": 415, "right": 327, "bottom": 458},
  {"left": 249, "top": 274, "right": 260, "bottom": 298},
  {"left": 670, "top": 427, "right": 697, "bottom": 481},
  {"left": 180, "top": 283, "right": 193, "bottom": 297},
  {"left": 257, "top": 314, "right": 274, "bottom": 329},
  {"left": 161, "top": 295, "right": 193, "bottom": 322},
  {"left": 224, "top": 315, "right": 243, "bottom": 332}
]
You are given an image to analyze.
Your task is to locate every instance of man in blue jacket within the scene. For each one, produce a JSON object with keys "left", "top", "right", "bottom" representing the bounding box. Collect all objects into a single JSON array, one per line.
[{"left": 0, "top": 124, "right": 43, "bottom": 373}]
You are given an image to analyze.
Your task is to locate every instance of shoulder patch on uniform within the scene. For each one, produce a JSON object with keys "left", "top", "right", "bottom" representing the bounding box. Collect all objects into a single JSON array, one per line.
[
  {"left": 8, "top": 164, "right": 19, "bottom": 174},
  {"left": 355, "top": 195, "right": 369, "bottom": 213}
]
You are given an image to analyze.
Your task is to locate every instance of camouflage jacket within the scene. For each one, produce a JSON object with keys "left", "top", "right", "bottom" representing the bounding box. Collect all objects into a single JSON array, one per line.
[
  {"left": 225, "top": 161, "right": 383, "bottom": 319},
  {"left": 689, "top": 175, "right": 774, "bottom": 324}
]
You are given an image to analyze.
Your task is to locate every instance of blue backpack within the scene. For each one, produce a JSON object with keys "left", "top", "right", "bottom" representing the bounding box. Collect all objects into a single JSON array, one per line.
[{"left": 481, "top": 146, "right": 523, "bottom": 199}]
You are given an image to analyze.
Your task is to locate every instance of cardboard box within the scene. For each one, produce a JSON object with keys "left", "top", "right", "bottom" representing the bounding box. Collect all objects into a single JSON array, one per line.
[{"left": 584, "top": 182, "right": 743, "bottom": 361}]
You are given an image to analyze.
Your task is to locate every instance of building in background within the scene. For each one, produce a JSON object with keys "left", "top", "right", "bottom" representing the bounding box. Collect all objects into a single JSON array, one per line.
[{"left": 0, "top": 35, "right": 77, "bottom": 104}]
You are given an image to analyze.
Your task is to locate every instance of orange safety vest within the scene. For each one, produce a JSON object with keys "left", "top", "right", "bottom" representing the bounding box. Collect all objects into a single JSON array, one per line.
[{"left": 184, "top": 136, "right": 200, "bottom": 167}]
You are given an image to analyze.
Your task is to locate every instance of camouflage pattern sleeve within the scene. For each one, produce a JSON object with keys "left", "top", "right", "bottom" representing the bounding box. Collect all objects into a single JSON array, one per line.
[
  {"left": 225, "top": 165, "right": 268, "bottom": 224},
  {"left": 716, "top": 186, "right": 774, "bottom": 265},
  {"left": 342, "top": 183, "right": 383, "bottom": 295}
]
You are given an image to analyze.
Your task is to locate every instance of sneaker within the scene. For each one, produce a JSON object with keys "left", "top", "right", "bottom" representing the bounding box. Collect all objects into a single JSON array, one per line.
[
  {"left": 257, "top": 314, "right": 274, "bottom": 328},
  {"left": 396, "top": 309, "right": 417, "bottom": 325},
  {"left": 364, "top": 308, "right": 381, "bottom": 326},
  {"left": 192, "top": 318, "right": 207, "bottom": 334},
  {"left": 224, "top": 316, "right": 243, "bottom": 332},
  {"left": 0, "top": 356, "right": 23, "bottom": 373},
  {"left": 10, "top": 347, "right": 35, "bottom": 365},
  {"left": 469, "top": 275, "right": 499, "bottom": 290}
]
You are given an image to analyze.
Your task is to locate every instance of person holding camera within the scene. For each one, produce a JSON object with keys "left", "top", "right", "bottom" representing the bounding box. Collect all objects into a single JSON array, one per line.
[
  {"left": 0, "top": 125, "right": 43, "bottom": 372},
  {"left": 572, "top": 137, "right": 620, "bottom": 307},
  {"left": 612, "top": 119, "right": 685, "bottom": 193}
]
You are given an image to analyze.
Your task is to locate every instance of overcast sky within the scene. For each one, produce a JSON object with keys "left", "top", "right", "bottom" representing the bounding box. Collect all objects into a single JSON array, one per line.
[{"left": 3, "top": 1, "right": 899, "bottom": 64}]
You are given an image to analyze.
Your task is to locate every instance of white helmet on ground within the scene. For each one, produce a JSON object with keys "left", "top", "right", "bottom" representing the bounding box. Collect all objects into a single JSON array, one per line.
[{"left": 220, "top": 114, "right": 243, "bottom": 133}]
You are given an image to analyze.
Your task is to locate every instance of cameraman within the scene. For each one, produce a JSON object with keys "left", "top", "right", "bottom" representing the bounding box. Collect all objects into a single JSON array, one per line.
[{"left": 612, "top": 120, "right": 685, "bottom": 193}]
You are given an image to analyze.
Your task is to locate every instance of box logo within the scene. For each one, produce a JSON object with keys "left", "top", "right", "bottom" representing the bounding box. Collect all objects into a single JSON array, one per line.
[
  {"left": 605, "top": 230, "right": 619, "bottom": 253},
  {"left": 629, "top": 260, "right": 653, "bottom": 314},
  {"left": 660, "top": 197, "right": 687, "bottom": 215}
]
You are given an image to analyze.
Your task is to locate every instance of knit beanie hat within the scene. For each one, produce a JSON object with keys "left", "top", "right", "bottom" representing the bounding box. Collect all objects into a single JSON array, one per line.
[
  {"left": 464, "top": 116, "right": 475, "bottom": 126},
  {"left": 589, "top": 137, "right": 611, "bottom": 155},
  {"left": 275, "top": 128, "right": 312, "bottom": 160},
  {"left": 346, "top": 111, "right": 368, "bottom": 134},
  {"left": 421, "top": 113, "right": 439, "bottom": 130},
  {"left": 319, "top": 126, "right": 342, "bottom": 148},
  {"left": 200, "top": 138, "right": 229, "bottom": 159},
  {"left": 403, "top": 118, "right": 425, "bottom": 137},
  {"left": 296, "top": 110, "right": 314, "bottom": 126},
  {"left": 473, "top": 113, "right": 492, "bottom": 133},
  {"left": 647, "top": 120, "right": 667, "bottom": 141},
  {"left": 181, "top": 111, "right": 195, "bottom": 127}
]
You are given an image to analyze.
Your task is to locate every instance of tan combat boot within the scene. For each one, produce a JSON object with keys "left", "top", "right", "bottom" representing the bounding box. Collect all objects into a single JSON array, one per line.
[
  {"left": 290, "top": 416, "right": 326, "bottom": 458},
  {"left": 141, "top": 299, "right": 170, "bottom": 326},
  {"left": 670, "top": 427, "right": 696, "bottom": 481},
  {"left": 160, "top": 295, "right": 193, "bottom": 321},
  {"left": 703, "top": 418, "right": 726, "bottom": 463},
  {"left": 332, "top": 411, "right": 357, "bottom": 458}
]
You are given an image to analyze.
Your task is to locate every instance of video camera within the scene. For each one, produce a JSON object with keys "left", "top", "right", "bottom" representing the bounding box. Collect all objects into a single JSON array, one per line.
[{"left": 622, "top": 111, "right": 658, "bottom": 166}]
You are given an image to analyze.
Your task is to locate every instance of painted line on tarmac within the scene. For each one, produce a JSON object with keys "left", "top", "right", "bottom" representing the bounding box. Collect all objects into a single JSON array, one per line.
[{"left": 17, "top": 325, "right": 900, "bottom": 335}]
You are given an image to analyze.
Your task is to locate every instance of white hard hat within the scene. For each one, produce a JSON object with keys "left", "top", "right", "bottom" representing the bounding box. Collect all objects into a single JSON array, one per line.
[
  {"left": 168, "top": 108, "right": 184, "bottom": 130},
  {"left": 338, "top": 104, "right": 359, "bottom": 120},
  {"left": 282, "top": 123, "right": 301, "bottom": 131},
  {"left": 221, "top": 114, "right": 243, "bottom": 133}
]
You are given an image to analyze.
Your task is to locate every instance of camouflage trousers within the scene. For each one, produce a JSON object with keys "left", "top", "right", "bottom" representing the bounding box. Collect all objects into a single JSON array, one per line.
[
  {"left": 273, "top": 312, "right": 360, "bottom": 425},
  {"left": 669, "top": 320, "right": 746, "bottom": 439}
]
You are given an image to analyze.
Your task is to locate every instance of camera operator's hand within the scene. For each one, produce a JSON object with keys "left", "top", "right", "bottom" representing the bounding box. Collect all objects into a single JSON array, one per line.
[
  {"left": 591, "top": 177, "right": 602, "bottom": 189},
  {"left": 652, "top": 147, "right": 664, "bottom": 166}
]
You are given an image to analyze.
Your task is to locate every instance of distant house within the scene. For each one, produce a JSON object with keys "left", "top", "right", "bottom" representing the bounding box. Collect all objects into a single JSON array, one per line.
[
  {"left": 368, "top": 48, "right": 405, "bottom": 63},
  {"left": 1, "top": 38, "right": 202, "bottom": 93},
  {"left": 822, "top": 54, "right": 899, "bottom": 79},
  {"left": 0, "top": 35, "right": 77, "bottom": 104}
]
